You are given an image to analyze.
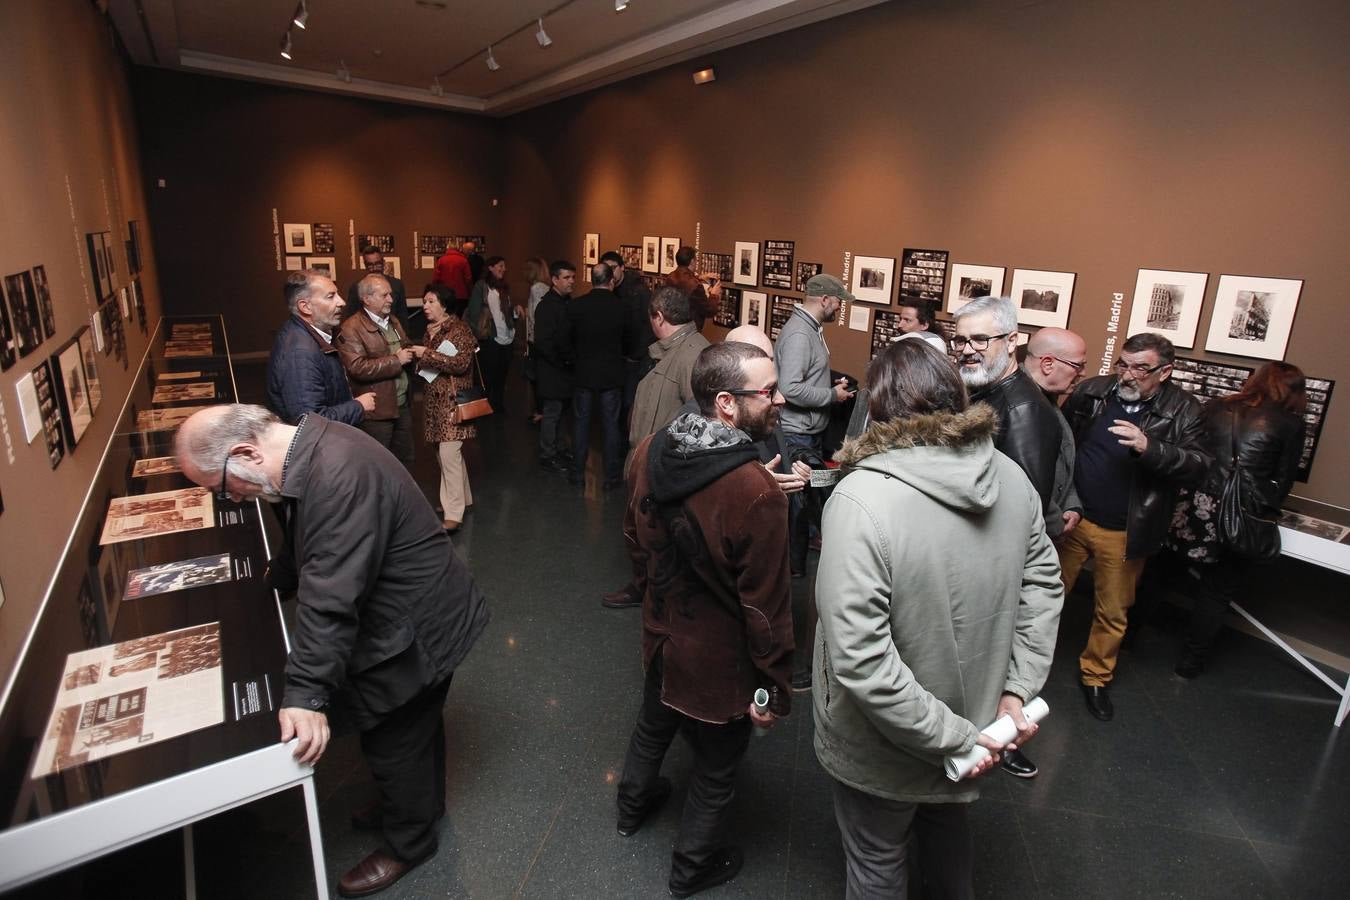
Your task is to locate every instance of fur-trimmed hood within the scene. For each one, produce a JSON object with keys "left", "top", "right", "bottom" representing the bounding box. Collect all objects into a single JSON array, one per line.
[{"left": 832, "top": 405, "right": 1002, "bottom": 513}]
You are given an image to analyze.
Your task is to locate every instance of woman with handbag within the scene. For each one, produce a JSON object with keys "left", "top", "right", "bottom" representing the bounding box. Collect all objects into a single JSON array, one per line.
[
  {"left": 1167, "top": 362, "right": 1307, "bottom": 678},
  {"left": 418, "top": 284, "right": 481, "bottom": 533},
  {"left": 465, "top": 256, "right": 523, "bottom": 415}
]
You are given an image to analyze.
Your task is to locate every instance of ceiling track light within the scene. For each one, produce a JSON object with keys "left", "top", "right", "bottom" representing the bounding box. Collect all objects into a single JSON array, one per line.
[
  {"left": 431, "top": 76, "right": 444, "bottom": 96},
  {"left": 535, "top": 18, "right": 552, "bottom": 47},
  {"left": 292, "top": 1, "right": 308, "bottom": 30},
  {"left": 280, "top": 31, "right": 292, "bottom": 60},
  {"left": 616, "top": 0, "right": 630, "bottom": 11},
  {"left": 486, "top": 45, "right": 500, "bottom": 71}
]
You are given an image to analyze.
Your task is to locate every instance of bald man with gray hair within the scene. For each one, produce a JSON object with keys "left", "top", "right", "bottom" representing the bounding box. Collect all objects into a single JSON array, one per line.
[
  {"left": 1023, "top": 326, "right": 1089, "bottom": 542},
  {"left": 336, "top": 272, "right": 421, "bottom": 467}
]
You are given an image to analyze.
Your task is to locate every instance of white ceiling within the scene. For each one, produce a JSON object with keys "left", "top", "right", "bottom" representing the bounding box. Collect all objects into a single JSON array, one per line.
[{"left": 109, "top": 0, "right": 890, "bottom": 116}]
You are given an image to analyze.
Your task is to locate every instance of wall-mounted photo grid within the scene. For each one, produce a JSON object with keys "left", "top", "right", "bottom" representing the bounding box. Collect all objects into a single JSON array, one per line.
[
  {"left": 795, "top": 262, "right": 823, "bottom": 293},
  {"left": 714, "top": 287, "right": 741, "bottom": 328},
  {"left": 900, "top": 248, "right": 948, "bottom": 302},
  {"left": 768, "top": 295, "right": 797, "bottom": 340},
  {"left": 762, "top": 240, "right": 795, "bottom": 290},
  {"left": 1170, "top": 357, "right": 1334, "bottom": 482},
  {"left": 620, "top": 245, "right": 643, "bottom": 272},
  {"left": 695, "top": 251, "right": 733, "bottom": 284},
  {"left": 312, "top": 223, "right": 336, "bottom": 254},
  {"left": 359, "top": 233, "right": 395, "bottom": 254},
  {"left": 871, "top": 309, "right": 906, "bottom": 360}
]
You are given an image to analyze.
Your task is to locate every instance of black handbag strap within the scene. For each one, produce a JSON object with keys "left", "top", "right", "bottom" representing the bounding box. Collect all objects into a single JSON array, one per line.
[{"left": 1229, "top": 405, "right": 1241, "bottom": 469}]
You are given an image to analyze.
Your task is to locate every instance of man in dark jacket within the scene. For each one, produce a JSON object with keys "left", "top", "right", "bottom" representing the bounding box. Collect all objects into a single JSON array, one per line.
[
  {"left": 174, "top": 404, "right": 489, "bottom": 898},
  {"left": 602, "top": 249, "right": 654, "bottom": 443},
  {"left": 1060, "top": 332, "right": 1208, "bottom": 721},
  {"left": 345, "top": 245, "right": 413, "bottom": 337},
  {"left": 568, "top": 262, "right": 632, "bottom": 489},
  {"left": 534, "top": 260, "right": 577, "bottom": 474},
  {"left": 266, "top": 270, "right": 375, "bottom": 425},
  {"left": 664, "top": 245, "right": 719, "bottom": 331},
  {"left": 952, "top": 296, "right": 1067, "bottom": 779},
  {"left": 618, "top": 341, "right": 793, "bottom": 898}
]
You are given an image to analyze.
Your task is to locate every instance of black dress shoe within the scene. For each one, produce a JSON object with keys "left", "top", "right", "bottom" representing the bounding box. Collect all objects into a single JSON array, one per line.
[
  {"left": 337, "top": 847, "right": 430, "bottom": 897},
  {"left": 1000, "top": 747, "right": 1038, "bottom": 778},
  {"left": 669, "top": 846, "right": 744, "bottom": 898},
  {"left": 617, "top": 776, "right": 672, "bottom": 837},
  {"left": 602, "top": 588, "right": 642, "bottom": 609},
  {"left": 1080, "top": 683, "right": 1114, "bottom": 721}
]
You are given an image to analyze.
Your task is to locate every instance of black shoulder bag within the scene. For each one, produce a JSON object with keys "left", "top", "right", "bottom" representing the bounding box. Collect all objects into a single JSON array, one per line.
[{"left": 1217, "top": 406, "right": 1280, "bottom": 560}]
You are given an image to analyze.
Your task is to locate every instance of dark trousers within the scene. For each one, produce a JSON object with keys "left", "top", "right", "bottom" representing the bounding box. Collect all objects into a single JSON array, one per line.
[
  {"left": 539, "top": 397, "right": 570, "bottom": 460},
  {"left": 621, "top": 357, "right": 646, "bottom": 453},
  {"left": 358, "top": 676, "right": 453, "bottom": 863},
  {"left": 479, "top": 340, "right": 513, "bottom": 413},
  {"left": 782, "top": 431, "right": 823, "bottom": 572},
  {"left": 618, "top": 658, "right": 753, "bottom": 888},
  {"left": 360, "top": 403, "right": 414, "bottom": 468},
  {"left": 1183, "top": 557, "right": 1251, "bottom": 659},
  {"left": 830, "top": 777, "right": 973, "bottom": 900},
  {"left": 573, "top": 386, "right": 623, "bottom": 482}
]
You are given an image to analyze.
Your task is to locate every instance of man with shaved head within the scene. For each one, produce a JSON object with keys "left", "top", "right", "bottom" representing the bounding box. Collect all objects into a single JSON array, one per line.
[
  {"left": 174, "top": 403, "right": 488, "bottom": 897},
  {"left": 1023, "top": 326, "right": 1090, "bottom": 541}
]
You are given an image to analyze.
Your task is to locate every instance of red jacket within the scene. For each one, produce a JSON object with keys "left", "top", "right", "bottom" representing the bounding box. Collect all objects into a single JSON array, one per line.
[{"left": 433, "top": 249, "right": 473, "bottom": 303}]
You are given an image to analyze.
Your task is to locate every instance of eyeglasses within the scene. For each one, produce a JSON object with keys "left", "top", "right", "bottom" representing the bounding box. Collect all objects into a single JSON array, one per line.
[
  {"left": 722, "top": 388, "right": 777, "bottom": 399},
  {"left": 216, "top": 453, "right": 232, "bottom": 503},
  {"left": 1044, "top": 354, "right": 1087, "bottom": 372},
  {"left": 1115, "top": 359, "right": 1168, "bottom": 377},
  {"left": 949, "top": 332, "right": 1012, "bottom": 351}
]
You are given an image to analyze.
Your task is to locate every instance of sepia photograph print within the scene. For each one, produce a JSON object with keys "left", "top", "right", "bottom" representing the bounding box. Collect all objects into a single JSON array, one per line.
[
  {"left": 850, "top": 255, "right": 896, "bottom": 306},
  {"left": 304, "top": 256, "right": 336, "bottom": 279},
  {"left": 900, "top": 248, "right": 949, "bottom": 302},
  {"left": 945, "top": 263, "right": 1005, "bottom": 314},
  {"left": 740, "top": 290, "right": 767, "bottom": 332},
  {"left": 1278, "top": 511, "right": 1350, "bottom": 544},
  {"left": 584, "top": 233, "right": 600, "bottom": 266},
  {"left": 1204, "top": 274, "right": 1303, "bottom": 361},
  {"left": 733, "top": 241, "right": 761, "bottom": 286},
  {"left": 99, "top": 486, "right": 214, "bottom": 545},
  {"left": 51, "top": 335, "right": 93, "bottom": 448},
  {"left": 659, "top": 237, "right": 681, "bottom": 275},
  {"left": 642, "top": 236, "right": 660, "bottom": 274},
  {"left": 283, "top": 223, "right": 313, "bottom": 254},
  {"left": 1127, "top": 269, "right": 1208, "bottom": 348},
  {"left": 1008, "top": 268, "right": 1075, "bottom": 328},
  {"left": 124, "top": 553, "right": 234, "bottom": 601},
  {"left": 152, "top": 381, "right": 216, "bottom": 404},
  {"left": 136, "top": 405, "right": 211, "bottom": 433},
  {"left": 132, "top": 455, "right": 181, "bottom": 477}
]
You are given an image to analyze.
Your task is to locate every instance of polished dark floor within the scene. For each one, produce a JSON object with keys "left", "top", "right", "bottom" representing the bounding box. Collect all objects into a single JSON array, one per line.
[{"left": 27, "top": 363, "right": 1350, "bottom": 899}]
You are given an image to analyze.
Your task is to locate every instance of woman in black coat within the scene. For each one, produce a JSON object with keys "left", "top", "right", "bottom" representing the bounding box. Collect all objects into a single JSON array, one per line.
[{"left": 1167, "top": 362, "right": 1306, "bottom": 677}]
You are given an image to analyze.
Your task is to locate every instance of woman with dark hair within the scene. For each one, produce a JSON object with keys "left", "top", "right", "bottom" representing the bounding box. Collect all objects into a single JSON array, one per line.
[
  {"left": 417, "top": 283, "right": 479, "bottom": 532},
  {"left": 1167, "top": 361, "right": 1307, "bottom": 677},
  {"left": 812, "top": 338, "right": 1063, "bottom": 899},
  {"left": 465, "top": 256, "right": 523, "bottom": 414}
]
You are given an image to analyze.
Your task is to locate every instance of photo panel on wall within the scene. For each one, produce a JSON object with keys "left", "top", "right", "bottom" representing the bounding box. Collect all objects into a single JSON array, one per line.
[
  {"left": 733, "top": 242, "right": 761, "bottom": 286},
  {"left": 50, "top": 331, "right": 94, "bottom": 449},
  {"left": 305, "top": 257, "right": 336, "bottom": 279},
  {"left": 740, "top": 290, "right": 768, "bottom": 332},
  {"left": 584, "top": 233, "right": 600, "bottom": 266},
  {"left": 1009, "top": 268, "right": 1075, "bottom": 329},
  {"left": 946, "top": 263, "right": 1005, "bottom": 315},
  {"left": 1126, "top": 269, "right": 1209, "bottom": 348},
  {"left": 850, "top": 255, "right": 896, "bottom": 306},
  {"left": 1203, "top": 274, "right": 1303, "bottom": 361},
  {"left": 642, "top": 236, "right": 660, "bottom": 274},
  {"left": 283, "top": 223, "right": 314, "bottom": 254},
  {"left": 659, "top": 237, "right": 682, "bottom": 275},
  {"left": 620, "top": 244, "right": 643, "bottom": 272}
]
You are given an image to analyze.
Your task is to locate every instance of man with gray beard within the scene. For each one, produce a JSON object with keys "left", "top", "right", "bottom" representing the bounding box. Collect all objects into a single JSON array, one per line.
[{"left": 951, "top": 297, "right": 1065, "bottom": 779}]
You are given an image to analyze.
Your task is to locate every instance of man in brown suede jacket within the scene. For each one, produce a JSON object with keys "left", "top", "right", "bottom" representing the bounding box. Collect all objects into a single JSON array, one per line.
[
  {"left": 336, "top": 273, "right": 420, "bottom": 468},
  {"left": 616, "top": 341, "right": 794, "bottom": 898}
]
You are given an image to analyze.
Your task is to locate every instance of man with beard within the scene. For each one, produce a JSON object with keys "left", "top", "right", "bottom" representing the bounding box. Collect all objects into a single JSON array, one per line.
[
  {"left": 616, "top": 341, "right": 794, "bottom": 897},
  {"left": 173, "top": 404, "right": 489, "bottom": 897},
  {"left": 1059, "top": 332, "right": 1207, "bottom": 720},
  {"left": 775, "top": 274, "right": 856, "bottom": 576},
  {"left": 951, "top": 297, "right": 1066, "bottom": 779}
]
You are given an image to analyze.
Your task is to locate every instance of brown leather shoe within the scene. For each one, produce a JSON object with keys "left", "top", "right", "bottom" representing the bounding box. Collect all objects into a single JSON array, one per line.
[{"left": 337, "top": 848, "right": 429, "bottom": 897}]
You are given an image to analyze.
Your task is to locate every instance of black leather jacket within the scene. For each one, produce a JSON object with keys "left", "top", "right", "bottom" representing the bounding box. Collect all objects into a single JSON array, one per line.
[
  {"left": 971, "top": 368, "right": 1063, "bottom": 514},
  {"left": 1062, "top": 376, "right": 1209, "bottom": 558},
  {"left": 1199, "top": 400, "right": 1305, "bottom": 514}
]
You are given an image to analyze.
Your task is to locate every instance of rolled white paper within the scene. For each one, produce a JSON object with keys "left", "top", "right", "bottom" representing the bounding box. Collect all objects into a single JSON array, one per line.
[{"left": 943, "top": 697, "right": 1049, "bottom": 782}]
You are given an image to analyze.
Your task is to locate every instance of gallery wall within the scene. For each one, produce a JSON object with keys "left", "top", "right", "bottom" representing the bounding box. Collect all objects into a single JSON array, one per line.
[
  {"left": 133, "top": 70, "right": 508, "bottom": 355},
  {"left": 497, "top": 0, "right": 1350, "bottom": 510},
  {"left": 0, "top": 1, "right": 161, "bottom": 685}
]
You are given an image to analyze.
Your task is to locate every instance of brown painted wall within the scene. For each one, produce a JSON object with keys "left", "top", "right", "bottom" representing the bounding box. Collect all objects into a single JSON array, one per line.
[
  {"left": 0, "top": 1, "right": 161, "bottom": 683},
  {"left": 498, "top": 0, "right": 1350, "bottom": 509},
  {"left": 133, "top": 70, "right": 506, "bottom": 354}
]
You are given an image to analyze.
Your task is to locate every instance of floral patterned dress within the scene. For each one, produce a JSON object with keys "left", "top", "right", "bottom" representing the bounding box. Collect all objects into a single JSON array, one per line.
[
  {"left": 419, "top": 316, "right": 479, "bottom": 443},
  {"left": 1167, "top": 487, "right": 1222, "bottom": 564}
]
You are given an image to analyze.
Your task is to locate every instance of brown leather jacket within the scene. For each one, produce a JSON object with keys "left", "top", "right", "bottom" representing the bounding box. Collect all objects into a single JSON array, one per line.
[
  {"left": 625, "top": 426, "right": 794, "bottom": 722},
  {"left": 664, "top": 266, "right": 716, "bottom": 330},
  {"left": 336, "top": 311, "right": 412, "bottom": 420}
]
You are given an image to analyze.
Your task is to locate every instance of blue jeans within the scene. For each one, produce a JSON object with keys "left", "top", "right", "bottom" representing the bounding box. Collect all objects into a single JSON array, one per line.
[{"left": 573, "top": 387, "right": 623, "bottom": 482}]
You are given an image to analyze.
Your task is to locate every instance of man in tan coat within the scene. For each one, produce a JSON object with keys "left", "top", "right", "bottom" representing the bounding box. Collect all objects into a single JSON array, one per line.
[{"left": 627, "top": 286, "right": 710, "bottom": 449}]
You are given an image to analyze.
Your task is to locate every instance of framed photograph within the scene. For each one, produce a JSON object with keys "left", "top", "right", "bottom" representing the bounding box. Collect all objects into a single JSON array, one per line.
[
  {"left": 0, "top": 276, "right": 13, "bottom": 371},
  {"left": 641, "top": 236, "right": 660, "bottom": 274},
  {"left": 761, "top": 240, "right": 795, "bottom": 290},
  {"left": 768, "top": 295, "right": 797, "bottom": 340},
  {"left": 285, "top": 256, "right": 304, "bottom": 271},
  {"left": 32, "top": 264, "right": 56, "bottom": 340},
  {"left": 695, "top": 251, "right": 733, "bottom": 285},
  {"left": 1009, "top": 268, "right": 1075, "bottom": 328},
  {"left": 311, "top": 222, "right": 336, "bottom": 254},
  {"left": 659, "top": 237, "right": 681, "bottom": 275},
  {"left": 1204, "top": 274, "right": 1303, "bottom": 361},
  {"left": 305, "top": 256, "right": 336, "bottom": 278},
  {"left": 50, "top": 331, "right": 94, "bottom": 448},
  {"left": 85, "top": 232, "right": 112, "bottom": 300},
  {"left": 127, "top": 220, "right": 143, "bottom": 274},
  {"left": 795, "top": 261, "right": 823, "bottom": 293},
  {"left": 946, "top": 264, "right": 1005, "bottom": 314},
  {"left": 3, "top": 270, "right": 43, "bottom": 357},
  {"left": 383, "top": 257, "right": 402, "bottom": 280},
  {"left": 850, "top": 255, "right": 896, "bottom": 306},
  {"left": 1126, "top": 269, "right": 1209, "bottom": 348},
  {"left": 78, "top": 327, "right": 101, "bottom": 413},
  {"left": 733, "top": 241, "right": 760, "bottom": 286},
  {"left": 583, "top": 233, "right": 600, "bottom": 266},
  {"left": 714, "top": 286, "right": 741, "bottom": 329},
  {"left": 740, "top": 290, "right": 767, "bottom": 332},
  {"left": 620, "top": 244, "right": 642, "bottom": 272},
  {"left": 283, "top": 223, "right": 314, "bottom": 254},
  {"left": 900, "top": 248, "right": 949, "bottom": 302}
]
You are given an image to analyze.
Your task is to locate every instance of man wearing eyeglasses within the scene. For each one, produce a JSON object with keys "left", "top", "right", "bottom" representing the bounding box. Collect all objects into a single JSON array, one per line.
[
  {"left": 1059, "top": 333, "right": 1208, "bottom": 721},
  {"left": 952, "top": 298, "right": 1066, "bottom": 779},
  {"left": 617, "top": 341, "right": 794, "bottom": 897},
  {"left": 1023, "top": 326, "right": 1090, "bottom": 541}
]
